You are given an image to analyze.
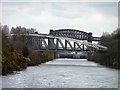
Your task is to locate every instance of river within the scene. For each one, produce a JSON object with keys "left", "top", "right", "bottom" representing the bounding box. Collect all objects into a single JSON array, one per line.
[{"left": 2, "top": 58, "right": 118, "bottom": 88}]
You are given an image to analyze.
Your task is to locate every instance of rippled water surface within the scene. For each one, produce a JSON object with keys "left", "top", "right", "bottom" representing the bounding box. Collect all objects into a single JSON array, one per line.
[{"left": 2, "top": 58, "right": 118, "bottom": 88}]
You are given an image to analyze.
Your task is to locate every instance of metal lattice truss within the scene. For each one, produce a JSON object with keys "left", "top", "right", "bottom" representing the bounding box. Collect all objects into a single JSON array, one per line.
[
  {"left": 49, "top": 29, "right": 100, "bottom": 41},
  {"left": 11, "top": 34, "right": 108, "bottom": 52}
]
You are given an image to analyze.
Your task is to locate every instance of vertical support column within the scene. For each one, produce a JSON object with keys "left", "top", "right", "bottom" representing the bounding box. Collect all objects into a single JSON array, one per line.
[
  {"left": 82, "top": 44, "right": 85, "bottom": 51},
  {"left": 38, "top": 37, "right": 42, "bottom": 50},
  {"left": 88, "top": 32, "right": 92, "bottom": 43},
  {"left": 74, "top": 42, "right": 76, "bottom": 51},
  {"left": 65, "top": 40, "right": 67, "bottom": 50},
  {"left": 73, "top": 42, "right": 77, "bottom": 56},
  {"left": 48, "top": 38, "right": 54, "bottom": 50},
  {"left": 53, "top": 38, "right": 59, "bottom": 59},
  {"left": 74, "top": 42, "right": 77, "bottom": 54},
  {"left": 56, "top": 38, "right": 59, "bottom": 50}
]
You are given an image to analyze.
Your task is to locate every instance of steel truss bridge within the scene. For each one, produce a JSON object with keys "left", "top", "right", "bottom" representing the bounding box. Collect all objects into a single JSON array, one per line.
[{"left": 11, "top": 29, "right": 107, "bottom": 52}]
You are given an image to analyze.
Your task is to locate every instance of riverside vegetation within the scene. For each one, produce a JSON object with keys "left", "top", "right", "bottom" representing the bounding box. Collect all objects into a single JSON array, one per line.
[
  {"left": 1, "top": 25, "right": 53, "bottom": 75},
  {"left": 91, "top": 28, "right": 120, "bottom": 69}
]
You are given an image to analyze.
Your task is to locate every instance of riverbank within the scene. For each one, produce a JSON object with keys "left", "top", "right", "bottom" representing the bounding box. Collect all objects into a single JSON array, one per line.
[
  {"left": 1, "top": 25, "right": 54, "bottom": 75},
  {"left": 2, "top": 51, "right": 53, "bottom": 75},
  {"left": 88, "top": 29, "right": 120, "bottom": 69},
  {"left": 88, "top": 53, "right": 120, "bottom": 69}
]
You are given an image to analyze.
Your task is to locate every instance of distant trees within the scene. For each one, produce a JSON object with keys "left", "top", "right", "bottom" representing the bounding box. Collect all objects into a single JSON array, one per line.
[
  {"left": 1, "top": 24, "right": 54, "bottom": 75},
  {"left": 91, "top": 28, "right": 120, "bottom": 69},
  {"left": 11, "top": 26, "right": 36, "bottom": 34},
  {"left": 2, "top": 25, "right": 9, "bottom": 36}
]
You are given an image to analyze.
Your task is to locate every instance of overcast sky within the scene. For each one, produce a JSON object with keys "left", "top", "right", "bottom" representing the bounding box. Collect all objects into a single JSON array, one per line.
[{"left": 1, "top": 0, "right": 118, "bottom": 36}]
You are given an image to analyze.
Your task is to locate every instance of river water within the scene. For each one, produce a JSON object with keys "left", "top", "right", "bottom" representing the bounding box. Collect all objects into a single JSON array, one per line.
[{"left": 2, "top": 58, "right": 118, "bottom": 88}]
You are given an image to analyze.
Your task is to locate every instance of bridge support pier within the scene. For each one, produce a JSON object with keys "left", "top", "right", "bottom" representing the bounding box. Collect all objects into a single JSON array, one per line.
[
  {"left": 54, "top": 52, "right": 60, "bottom": 58},
  {"left": 87, "top": 53, "right": 93, "bottom": 61},
  {"left": 51, "top": 51, "right": 59, "bottom": 59}
]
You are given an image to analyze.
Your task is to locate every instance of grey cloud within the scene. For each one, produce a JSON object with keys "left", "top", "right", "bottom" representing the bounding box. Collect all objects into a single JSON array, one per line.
[
  {"left": 88, "top": 2, "right": 118, "bottom": 17},
  {"left": 1, "top": 2, "right": 118, "bottom": 36},
  {"left": 2, "top": 2, "right": 117, "bottom": 18}
]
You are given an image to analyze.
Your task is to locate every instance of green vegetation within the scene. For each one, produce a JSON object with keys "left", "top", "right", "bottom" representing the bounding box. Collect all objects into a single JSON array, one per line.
[
  {"left": 1, "top": 24, "right": 53, "bottom": 75},
  {"left": 91, "top": 28, "right": 120, "bottom": 69}
]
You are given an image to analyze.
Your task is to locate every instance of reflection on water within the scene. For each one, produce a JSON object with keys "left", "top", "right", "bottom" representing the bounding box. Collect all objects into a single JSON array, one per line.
[{"left": 2, "top": 58, "right": 118, "bottom": 88}]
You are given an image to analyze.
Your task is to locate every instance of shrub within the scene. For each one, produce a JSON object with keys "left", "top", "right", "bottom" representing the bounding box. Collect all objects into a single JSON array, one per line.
[{"left": 22, "top": 46, "right": 29, "bottom": 58}]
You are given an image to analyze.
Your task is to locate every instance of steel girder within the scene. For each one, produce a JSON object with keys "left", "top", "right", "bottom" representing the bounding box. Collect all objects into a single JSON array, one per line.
[{"left": 11, "top": 34, "right": 107, "bottom": 52}]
